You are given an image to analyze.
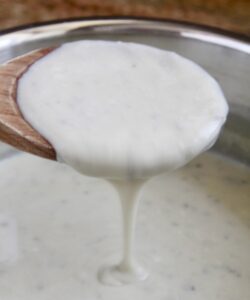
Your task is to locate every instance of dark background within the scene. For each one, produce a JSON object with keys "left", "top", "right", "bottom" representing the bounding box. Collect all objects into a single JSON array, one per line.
[{"left": 0, "top": 0, "right": 249, "bottom": 36}]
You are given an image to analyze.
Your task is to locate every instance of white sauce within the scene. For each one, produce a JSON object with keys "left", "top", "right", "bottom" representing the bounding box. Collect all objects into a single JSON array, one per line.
[
  {"left": 16, "top": 41, "right": 229, "bottom": 286},
  {"left": 17, "top": 41, "right": 228, "bottom": 179},
  {"left": 0, "top": 151, "right": 249, "bottom": 299},
  {"left": 98, "top": 179, "right": 148, "bottom": 285}
]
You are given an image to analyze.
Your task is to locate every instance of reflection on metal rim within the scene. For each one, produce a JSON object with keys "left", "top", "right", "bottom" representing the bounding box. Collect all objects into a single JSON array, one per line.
[{"left": 0, "top": 18, "right": 249, "bottom": 54}]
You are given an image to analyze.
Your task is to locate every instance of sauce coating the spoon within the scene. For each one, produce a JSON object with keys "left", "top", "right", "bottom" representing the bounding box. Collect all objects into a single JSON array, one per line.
[
  {"left": 17, "top": 41, "right": 228, "bottom": 285},
  {"left": 17, "top": 41, "right": 228, "bottom": 179}
]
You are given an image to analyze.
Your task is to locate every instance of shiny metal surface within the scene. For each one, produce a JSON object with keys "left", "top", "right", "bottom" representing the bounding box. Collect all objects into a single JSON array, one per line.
[{"left": 0, "top": 18, "right": 249, "bottom": 163}]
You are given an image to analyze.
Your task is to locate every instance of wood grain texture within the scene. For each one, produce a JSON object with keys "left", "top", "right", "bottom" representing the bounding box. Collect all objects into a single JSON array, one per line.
[
  {"left": 0, "top": 0, "right": 249, "bottom": 36},
  {"left": 0, "top": 48, "right": 57, "bottom": 160}
]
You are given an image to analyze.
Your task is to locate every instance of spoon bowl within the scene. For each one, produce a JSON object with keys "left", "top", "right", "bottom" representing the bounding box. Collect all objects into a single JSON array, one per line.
[
  {"left": 0, "top": 48, "right": 56, "bottom": 160},
  {"left": 0, "top": 18, "right": 249, "bottom": 165}
]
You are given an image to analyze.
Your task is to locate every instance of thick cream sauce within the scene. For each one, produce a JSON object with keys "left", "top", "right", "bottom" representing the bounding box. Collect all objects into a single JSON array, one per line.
[
  {"left": 17, "top": 41, "right": 228, "bottom": 179},
  {"left": 0, "top": 151, "right": 249, "bottom": 299},
  {"left": 15, "top": 41, "right": 230, "bottom": 288}
]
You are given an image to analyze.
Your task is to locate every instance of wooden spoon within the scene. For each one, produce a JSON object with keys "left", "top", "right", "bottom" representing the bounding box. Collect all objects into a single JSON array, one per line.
[{"left": 0, "top": 48, "right": 57, "bottom": 160}]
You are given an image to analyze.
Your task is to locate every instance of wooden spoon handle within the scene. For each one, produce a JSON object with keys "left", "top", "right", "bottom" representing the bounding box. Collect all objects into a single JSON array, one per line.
[{"left": 0, "top": 48, "right": 56, "bottom": 160}]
